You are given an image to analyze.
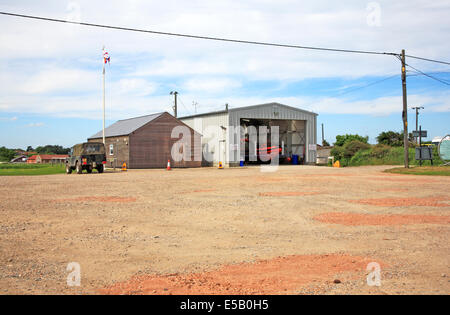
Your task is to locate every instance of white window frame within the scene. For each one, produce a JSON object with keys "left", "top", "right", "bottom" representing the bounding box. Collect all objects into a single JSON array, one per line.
[{"left": 109, "top": 144, "right": 114, "bottom": 156}]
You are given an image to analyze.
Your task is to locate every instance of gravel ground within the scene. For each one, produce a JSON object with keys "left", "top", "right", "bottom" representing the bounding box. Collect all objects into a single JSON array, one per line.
[{"left": 0, "top": 165, "right": 449, "bottom": 295}]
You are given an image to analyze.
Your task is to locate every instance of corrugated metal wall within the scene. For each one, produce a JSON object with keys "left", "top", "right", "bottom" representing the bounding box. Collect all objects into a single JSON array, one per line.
[
  {"left": 181, "top": 112, "right": 229, "bottom": 166},
  {"left": 228, "top": 104, "right": 317, "bottom": 163},
  {"left": 181, "top": 104, "right": 317, "bottom": 165}
]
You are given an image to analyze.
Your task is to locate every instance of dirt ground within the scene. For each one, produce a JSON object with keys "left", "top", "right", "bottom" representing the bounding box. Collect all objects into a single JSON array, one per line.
[{"left": 0, "top": 165, "right": 449, "bottom": 295}]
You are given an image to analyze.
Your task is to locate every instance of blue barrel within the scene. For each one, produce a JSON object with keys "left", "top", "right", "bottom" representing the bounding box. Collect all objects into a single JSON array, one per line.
[
  {"left": 240, "top": 160, "right": 244, "bottom": 167},
  {"left": 292, "top": 155, "right": 299, "bottom": 165}
]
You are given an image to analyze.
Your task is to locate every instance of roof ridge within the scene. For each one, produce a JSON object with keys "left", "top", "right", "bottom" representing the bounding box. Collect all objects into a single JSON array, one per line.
[{"left": 117, "top": 112, "right": 165, "bottom": 122}]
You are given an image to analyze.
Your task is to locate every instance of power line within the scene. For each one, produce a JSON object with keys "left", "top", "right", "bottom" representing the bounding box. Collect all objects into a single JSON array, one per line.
[
  {"left": 2, "top": 11, "right": 450, "bottom": 66},
  {"left": 407, "top": 70, "right": 450, "bottom": 77},
  {"left": 405, "top": 64, "right": 450, "bottom": 86},
  {"left": 304, "top": 74, "right": 400, "bottom": 113},
  {"left": 177, "top": 95, "right": 192, "bottom": 115},
  {"left": 4, "top": 11, "right": 450, "bottom": 67},
  {"left": 333, "top": 74, "right": 399, "bottom": 97},
  {"left": 0, "top": 11, "right": 398, "bottom": 57},
  {"left": 405, "top": 55, "right": 450, "bottom": 66}
]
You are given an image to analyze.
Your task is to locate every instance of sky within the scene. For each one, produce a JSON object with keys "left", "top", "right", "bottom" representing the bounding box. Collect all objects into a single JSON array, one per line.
[{"left": 0, "top": 0, "right": 449, "bottom": 149}]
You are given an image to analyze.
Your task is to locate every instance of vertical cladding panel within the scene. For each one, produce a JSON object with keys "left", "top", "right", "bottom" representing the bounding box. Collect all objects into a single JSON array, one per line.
[
  {"left": 181, "top": 112, "right": 229, "bottom": 165},
  {"left": 129, "top": 113, "right": 201, "bottom": 168},
  {"left": 89, "top": 136, "right": 129, "bottom": 168}
]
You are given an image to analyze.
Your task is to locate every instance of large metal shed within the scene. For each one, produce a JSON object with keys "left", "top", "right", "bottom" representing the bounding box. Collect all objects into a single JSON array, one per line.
[{"left": 180, "top": 102, "right": 318, "bottom": 166}]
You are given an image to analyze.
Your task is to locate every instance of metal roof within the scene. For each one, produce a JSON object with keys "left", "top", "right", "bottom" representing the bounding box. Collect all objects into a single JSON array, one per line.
[
  {"left": 89, "top": 112, "right": 164, "bottom": 139},
  {"left": 179, "top": 102, "right": 317, "bottom": 120}
]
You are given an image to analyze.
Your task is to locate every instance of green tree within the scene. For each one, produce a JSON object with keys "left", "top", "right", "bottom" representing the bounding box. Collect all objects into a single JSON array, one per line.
[
  {"left": 0, "top": 147, "right": 17, "bottom": 162},
  {"left": 377, "top": 130, "right": 415, "bottom": 147},
  {"left": 322, "top": 140, "right": 330, "bottom": 146},
  {"left": 376, "top": 131, "right": 403, "bottom": 146},
  {"left": 35, "top": 145, "right": 70, "bottom": 155}
]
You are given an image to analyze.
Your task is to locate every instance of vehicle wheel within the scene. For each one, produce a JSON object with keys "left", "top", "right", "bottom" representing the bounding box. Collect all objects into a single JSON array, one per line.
[
  {"left": 97, "top": 165, "right": 104, "bottom": 173},
  {"left": 66, "top": 164, "right": 72, "bottom": 174},
  {"left": 76, "top": 162, "right": 83, "bottom": 174},
  {"left": 87, "top": 167, "right": 93, "bottom": 174}
]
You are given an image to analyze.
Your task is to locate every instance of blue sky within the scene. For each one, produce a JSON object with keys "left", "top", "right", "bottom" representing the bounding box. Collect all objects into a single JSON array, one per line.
[{"left": 0, "top": 0, "right": 449, "bottom": 148}]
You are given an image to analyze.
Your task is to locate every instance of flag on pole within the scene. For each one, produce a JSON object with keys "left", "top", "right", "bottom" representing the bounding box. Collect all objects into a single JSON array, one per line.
[{"left": 103, "top": 51, "right": 110, "bottom": 64}]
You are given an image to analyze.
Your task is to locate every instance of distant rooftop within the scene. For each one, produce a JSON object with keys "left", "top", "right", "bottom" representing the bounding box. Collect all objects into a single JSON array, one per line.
[{"left": 89, "top": 112, "right": 164, "bottom": 139}]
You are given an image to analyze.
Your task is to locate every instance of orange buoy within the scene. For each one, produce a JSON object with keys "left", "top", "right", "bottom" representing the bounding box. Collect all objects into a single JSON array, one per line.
[{"left": 167, "top": 160, "right": 171, "bottom": 171}]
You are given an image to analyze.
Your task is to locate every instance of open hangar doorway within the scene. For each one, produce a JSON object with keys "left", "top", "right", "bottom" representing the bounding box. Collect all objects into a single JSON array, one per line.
[{"left": 239, "top": 118, "right": 306, "bottom": 165}]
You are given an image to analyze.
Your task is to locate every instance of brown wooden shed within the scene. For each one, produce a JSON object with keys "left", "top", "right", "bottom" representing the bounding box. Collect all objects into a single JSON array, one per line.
[{"left": 88, "top": 112, "right": 202, "bottom": 169}]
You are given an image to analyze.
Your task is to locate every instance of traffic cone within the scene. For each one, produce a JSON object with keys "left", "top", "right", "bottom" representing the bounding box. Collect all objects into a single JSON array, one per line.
[
  {"left": 122, "top": 163, "right": 127, "bottom": 171},
  {"left": 167, "top": 160, "right": 171, "bottom": 171},
  {"left": 218, "top": 161, "right": 223, "bottom": 169}
]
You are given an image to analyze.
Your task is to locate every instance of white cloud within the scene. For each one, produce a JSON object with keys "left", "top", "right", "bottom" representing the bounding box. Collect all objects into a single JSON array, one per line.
[
  {"left": 26, "top": 122, "right": 45, "bottom": 127},
  {"left": 2, "top": 89, "right": 448, "bottom": 120},
  {"left": 114, "top": 78, "right": 158, "bottom": 97},
  {"left": 0, "top": 116, "right": 17, "bottom": 121},
  {"left": 183, "top": 77, "right": 241, "bottom": 93},
  {"left": 0, "top": 0, "right": 449, "bottom": 120},
  {"left": 21, "top": 68, "right": 98, "bottom": 94}
]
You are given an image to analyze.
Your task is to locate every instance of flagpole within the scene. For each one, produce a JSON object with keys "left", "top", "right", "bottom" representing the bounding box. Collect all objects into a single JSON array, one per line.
[{"left": 102, "top": 46, "right": 106, "bottom": 145}]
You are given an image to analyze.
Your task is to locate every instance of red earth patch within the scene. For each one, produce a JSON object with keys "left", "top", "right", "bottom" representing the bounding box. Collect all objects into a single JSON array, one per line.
[
  {"left": 314, "top": 212, "right": 450, "bottom": 226},
  {"left": 349, "top": 196, "right": 449, "bottom": 207},
  {"left": 100, "top": 254, "right": 380, "bottom": 295},
  {"left": 375, "top": 188, "right": 410, "bottom": 192}
]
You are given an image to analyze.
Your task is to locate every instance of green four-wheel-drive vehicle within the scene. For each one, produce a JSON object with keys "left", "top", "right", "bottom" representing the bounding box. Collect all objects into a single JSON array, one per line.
[{"left": 66, "top": 142, "right": 107, "bottom": 174}]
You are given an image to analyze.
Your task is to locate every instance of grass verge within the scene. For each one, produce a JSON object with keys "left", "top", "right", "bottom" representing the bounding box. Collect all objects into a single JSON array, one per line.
[
  {"left": 0, "top": 163, "right": 65, "bottom": 176},
  {"left": 384, "top": 166, "right": 450, "bottom": 176}
]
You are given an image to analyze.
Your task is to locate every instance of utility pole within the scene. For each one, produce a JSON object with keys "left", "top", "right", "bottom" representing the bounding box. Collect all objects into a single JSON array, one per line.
[
  {"left": 193, "top": 101, "right": 198, "bottom": 113},
  {"left": 321, "top": 123, "right": 324, "bottom": 145},
  {"left": 170, "top": 91, "right": 178, "bottom": 117},
  {"left": 412, "top": 106, "right": 424, "bottom": 143},
  {"left": 102, "top": 46, "right": 106, "bottom": 145},
  {"left": 401, "top": 49, "right": 409, "bottom": 168}
]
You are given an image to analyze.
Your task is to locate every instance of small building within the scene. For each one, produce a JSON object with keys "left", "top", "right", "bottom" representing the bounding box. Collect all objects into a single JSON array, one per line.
[
  {"left": 432, "top": 136, "right": 443, "bottom": 145},
  {"left": 26, "top": 154, "right": 68, "bottom": 164},
  {"left": 37, "top": 155, "right": 69, "bottom": 164},
  {"left": 10, "top": 155, "right": 28, "bottom": 163},
  {"left": 27, "top": 155, "right": 37, "bottom": 164},
  {"left": 180, "top": 102, "right": 318, "bottom": 166},
  {"left": 88, "top": 112, "right": 201, "bottom": 169},
  {"left": 316, "top": 145, "right": 333, "bottom": 165}
]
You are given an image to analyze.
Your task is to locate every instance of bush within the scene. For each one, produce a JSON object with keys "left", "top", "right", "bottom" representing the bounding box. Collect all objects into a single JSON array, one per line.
[
  {"left": 349, "top": 149, "right": 373, "bottom": 166},
  {"left": 330, "top": 146, "right": 345, "bottom": 161},
  {"left": 342, "top": 140, "right": 371, "bottom": 158},
  {"left": 334, "top": 134, "right": 369, "bottom": 147},
  {"left": 370, "top": 144, "right": 391, "bottom": 158}
]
